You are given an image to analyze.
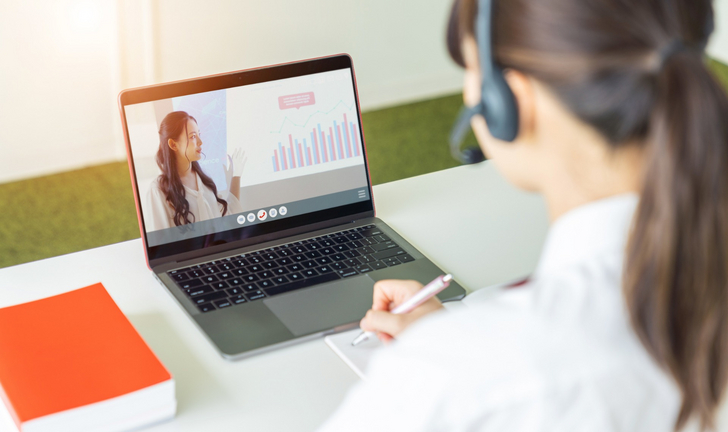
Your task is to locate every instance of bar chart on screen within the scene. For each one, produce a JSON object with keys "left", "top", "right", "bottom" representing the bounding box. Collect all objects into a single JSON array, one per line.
[{"left": 272, "top": 113, "right": 361, "bottom": 172}]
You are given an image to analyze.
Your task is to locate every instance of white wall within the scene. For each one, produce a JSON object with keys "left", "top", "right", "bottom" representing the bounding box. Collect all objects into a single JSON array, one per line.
[{"left": 1, "top": 0, "right": 727, "bottom": 183}]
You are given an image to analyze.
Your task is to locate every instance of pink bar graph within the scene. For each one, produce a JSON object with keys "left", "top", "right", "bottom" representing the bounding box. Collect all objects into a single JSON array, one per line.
[
  {"left": 351, "top": 123, "right": 360, "bottom": 156},
  {"left": 320, "top": 131, "right": 328, "bottom": 162},
  {"left": 281, "top": 147, "right": 287, "bottom": 169},
  {"left": 289, "top": 135, "right": 296, "bottom": 169},
  {"left": 336, "top": 124, "right": 344, "bottom": 160},
  {"left": 274, "top": 150, "right": 280, "bottom": 171},
  {"left": 298, "top": 141, "right": 304, "bottom": 166},
  {"left": 312, "top": 129, "right": 320, "bottom": 164},
  {"left": 307, "top": 147, "right": 313, "bottom": 166},
  {"left": 343, "top": 114, "right": 352, "bottom": 157},
  {"left": 329, "top": 127, "right": 336, "bottom": 161}
]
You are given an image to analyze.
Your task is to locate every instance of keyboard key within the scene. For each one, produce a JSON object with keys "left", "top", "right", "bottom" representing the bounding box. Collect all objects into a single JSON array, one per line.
[
  {"left": 233, "top": 258, "right": 249, "bottom": 267},
  {"left": 302, "top": 269, "right": 319, "bottom": 278},
  {"left": 258, "top": 270, "right": 274, "bottom": 279},
  {"left": 228, "top": 277, "right": 244, "bottom": 286},
  {"left": 186, "top": 286, "right": 214, "bottom": 297},
  {"left": 211, "top": 281, "right": 228, "bottom": 290},
  {"left": 170, "top": 272, "right": 189, "bottom": 282},
  {"left": 191, "top": 291, "right": 227, "bottom": 305},
  {"left": 370, "top": 261, "right": 387, "bottom": 270},
  {"left": 263, "top": 261, "right": 278, "bottom": 269},
  {"left": 243, "top": 274, "right": 259, "bottom": 282},
  {"left": 337, "top": 268, "right": 358, "bottom": 278},
  {"left": 203, "top": 266, "right": 217, "bottom": 275},
  {"left": 334, "top": 236, "right": 348, "bottom": 244},
  {"left": 344, "top": 258, "right": 361, "bottom": 267},
  {"left": 357, "top": 246, "right": 375, "bottom": 255},
  {"left": 264, "top": 273, "right": 340, "bottom": 297},
  {"left": 231, "top": 294, "right": 247, "bottom": 305},
  {"left": 376, "top": 234, "right": 391, "bottom": 242},
  {"left": 358, "top": 255, "right": 375, "bottom": 264},
  {"left": 347, "top": 233, "right": 364, "bottom": 241},
  {"left": 292, "top": 254, "right": 306, "bottom": 262},
  {"left": 371, "top": 248, "right": 406, "bottom": 260},
  {"left": 355, "top": 264, "right": 373, "bottom": 273},
  {"left": 214, "top": 299, "right": 232, "bottom": 309},
  {"left": 291, "top": 246, "right": 308, "bottom": 254},
  {"left": 248, "top": 256, "right": 263, "bottom": 264},
  {"left": 288, "top": 263, "right": 304, "bottom": 272},
  {"left": 302, "top": 260, "right": 317, "bottom": 268},
  {"left": 371, "top": 242, "right": 398, "bottom": 251},
  {"left": 262, "top": 253, "right": 277, "bottom": 261},
  {"left": 334, "top": 244, "right": 350, "bottom": 252},
  {"left": 344, "top": 250, "right": 361, "bottom": 258},
  {"left": 305, "top": 251, "right": 322, "bottom": 259},
  {"left": 273, "top": 267, "right": 289, "bottom": 275},
  {"left": 316, "top": 265, "right": 333, "bottom": 273},
  {"left": 242, "top": 283, "right": 259, "bottom": 292},
  {"left": 383, "top": 257, "right": 402, "bottom": 267},
  {"left": 219, "top": 271, "right": 233, "bottom": 279},
  {"left": 217, "top": 263, "right": 234, "bottom": 271},
  {"left": 277, "top": 257, "right": 293, "bottom": 266},
  {"left": 201, "top": 275, "right": 218, "bottom": 283},
  {"left": 179, "top": 279, "right": 203, "bottom": 290},
  {"left": 198, "top": 303, "right": 216, "bottom": 313},
  {"left": 273, "top": 276, "right": 290, "bottom": 284},
  {"left": 331, "top": 253, "right": 347, "bottom": 261},
  {"left": 315, "top": 257, "right": 332, "bottom": 265},
  {"left": 320, "top": 247, "right": 336, "bottom": 255},
  {"left": 246, "top": 290, "right": 266, "bottom": 301},
  {"left": 399, "top": 254, "right": 415, "bottom": 263},
  {"left": 227, "top": 287, "right": 243, "bottom": 296},
  {"left": 350, "top": 240, "right": 364, "bottom": 248},
  {"left": 288, "top": 272, "right": 303, "bottom": 281},
  {"left": 277, "top": 248, "right": 292, "bottom": 256},
  {"left": 332, "top": 261, "right": 346, "bottom": 270},
  {"left": 258, "top": 279, "right": 274, "bottom": 289},
  {"left": 320, "top": 239, "right": 335, "bottom": 247},
  {"left": 362, "top": 237, "right": 379, "bottom": 245},
  {"left": 188, "top": 269, "right": 204, "bottom": 278},
  {"left": 249, "top": 264, "right": 263, "bottom": 273},
  {"left": 307, "top": 243, "right": 321, "bottom": 250},
  {"left": 232, "top": 268, "right": 249, "bottom": 276}
]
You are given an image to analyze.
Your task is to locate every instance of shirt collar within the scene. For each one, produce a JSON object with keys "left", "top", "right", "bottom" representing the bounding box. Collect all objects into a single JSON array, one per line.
[{"left": 533, "top": 193, "right": 639, "bottom": 278}]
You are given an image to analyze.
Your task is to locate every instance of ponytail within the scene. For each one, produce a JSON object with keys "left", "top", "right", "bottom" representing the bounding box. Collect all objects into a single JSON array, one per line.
[{"left": 625, "top": 52, "right": 728, "bottom": 430}]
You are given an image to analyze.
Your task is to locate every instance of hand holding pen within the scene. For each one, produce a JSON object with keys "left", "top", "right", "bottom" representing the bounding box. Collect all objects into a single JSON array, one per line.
[{"left": 352, "top": 275, "right": 453, "bottom": 346}]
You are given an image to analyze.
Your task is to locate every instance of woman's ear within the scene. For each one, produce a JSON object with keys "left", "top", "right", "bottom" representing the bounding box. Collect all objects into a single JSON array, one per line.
[
  {"left": 504, "top": 69, "right": 536, "bottom": 141},
  {"left": 168, "top": 138, "right": 177, "bottom": 151}
]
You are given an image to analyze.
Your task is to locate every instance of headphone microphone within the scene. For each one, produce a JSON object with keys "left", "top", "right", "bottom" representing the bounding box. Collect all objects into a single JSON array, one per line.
[{"left": 449, "top": 0, "right": 520, "bottom": 164}]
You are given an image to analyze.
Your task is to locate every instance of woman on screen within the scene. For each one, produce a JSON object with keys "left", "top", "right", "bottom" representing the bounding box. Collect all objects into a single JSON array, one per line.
[{"left": 146, "top": 111, "right": 245, "bottom": 231}]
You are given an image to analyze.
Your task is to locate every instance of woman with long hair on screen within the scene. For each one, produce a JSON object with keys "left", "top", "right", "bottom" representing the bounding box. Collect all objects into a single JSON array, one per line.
[
  {"left": 146, "top": 111, "right": 246, "bottom": 231},
  {"left": 319, "top": 0, "right": 728, "bottom": 430}
]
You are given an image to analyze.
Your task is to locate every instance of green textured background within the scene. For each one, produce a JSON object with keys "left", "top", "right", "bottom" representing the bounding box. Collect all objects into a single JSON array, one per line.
[{"left": 1, "top": 59, "right": 726, "bottom": 269}]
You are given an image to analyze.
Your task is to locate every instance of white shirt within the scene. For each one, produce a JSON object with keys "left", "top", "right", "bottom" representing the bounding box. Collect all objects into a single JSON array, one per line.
[
  {"left": 318, "top": 194, "right": 680, "bottom": 432},
  {"left": 145, "top": 173, "right": 243, "bottom": 231}
]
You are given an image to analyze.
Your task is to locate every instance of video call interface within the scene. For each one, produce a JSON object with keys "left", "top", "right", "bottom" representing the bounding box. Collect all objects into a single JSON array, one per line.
[{"left": 124, "top": 68, "right": 370, "bottom": 248}]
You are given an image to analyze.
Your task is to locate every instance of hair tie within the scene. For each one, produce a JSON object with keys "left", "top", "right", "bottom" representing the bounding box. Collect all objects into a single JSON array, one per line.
[{"left": 657, "top": 39, "right": 698, "bottom": 71}]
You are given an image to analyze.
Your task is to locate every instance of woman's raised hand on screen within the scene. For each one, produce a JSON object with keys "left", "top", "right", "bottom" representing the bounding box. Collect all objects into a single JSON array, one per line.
[{"left": 226, "top": 148, "right": 247, "bottom": 178}]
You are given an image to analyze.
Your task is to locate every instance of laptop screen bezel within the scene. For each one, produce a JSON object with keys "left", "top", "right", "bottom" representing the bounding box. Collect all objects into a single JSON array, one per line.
[{"left": 118, "top": 54, "right": 375, "bottom": 268}]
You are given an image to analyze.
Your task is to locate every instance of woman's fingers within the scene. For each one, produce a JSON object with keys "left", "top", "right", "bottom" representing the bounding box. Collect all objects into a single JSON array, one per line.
[{"left": 371, "top": 279, "right": 423, "bottom": 311}]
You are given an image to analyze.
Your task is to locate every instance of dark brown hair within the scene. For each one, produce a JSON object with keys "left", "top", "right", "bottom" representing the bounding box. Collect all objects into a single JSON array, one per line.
[
  {"left": 448, "top": 0, "right": 728, "bottom": 429},
  {"left": 156, "top": 111, "right": 227, "bottom": 226}
]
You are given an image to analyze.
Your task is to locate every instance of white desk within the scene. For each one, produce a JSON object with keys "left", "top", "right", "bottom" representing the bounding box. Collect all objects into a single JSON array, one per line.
[{"left": 0, "top": 162, "right": 549, "bottom": 432}]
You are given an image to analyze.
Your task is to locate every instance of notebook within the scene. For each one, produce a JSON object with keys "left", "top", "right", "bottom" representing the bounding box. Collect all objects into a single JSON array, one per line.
[
  {"left": 0, "top": 283, "right": 175, "bottom": 432},
  {"left": 119, "top": 54, "right": 466, "bottom": 360}
]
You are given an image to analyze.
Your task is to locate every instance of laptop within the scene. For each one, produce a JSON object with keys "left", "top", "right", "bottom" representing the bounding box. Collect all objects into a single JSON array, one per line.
[{"left": 118, "top": 54, "right": 465, "bottom": 360}]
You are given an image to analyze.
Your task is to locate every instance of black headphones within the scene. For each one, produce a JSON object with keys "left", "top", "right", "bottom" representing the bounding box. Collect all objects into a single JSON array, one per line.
[{"left": 449, "top": 0, "right": 519, "bottom": 164}]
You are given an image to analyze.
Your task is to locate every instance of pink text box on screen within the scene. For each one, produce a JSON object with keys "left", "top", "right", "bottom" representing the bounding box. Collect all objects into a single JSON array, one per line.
[{"left": 278, "top": 92, "right": 316, "bottom": 110}]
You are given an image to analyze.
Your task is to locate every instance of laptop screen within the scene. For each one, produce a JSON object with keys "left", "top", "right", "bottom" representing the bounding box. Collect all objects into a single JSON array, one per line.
[{"left": 120, "top": 56, "right": 373, "bottom": 262}]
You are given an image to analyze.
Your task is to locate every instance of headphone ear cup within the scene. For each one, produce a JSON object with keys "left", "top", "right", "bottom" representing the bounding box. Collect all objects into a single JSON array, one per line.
[{"left": 481, "top": 66, "right": 519, "bottom": 142}]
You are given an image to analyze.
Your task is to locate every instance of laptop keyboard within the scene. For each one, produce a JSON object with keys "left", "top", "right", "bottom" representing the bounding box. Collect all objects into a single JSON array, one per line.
[{"left": 166, "top": 225, "right": 416, "bottom": 313}]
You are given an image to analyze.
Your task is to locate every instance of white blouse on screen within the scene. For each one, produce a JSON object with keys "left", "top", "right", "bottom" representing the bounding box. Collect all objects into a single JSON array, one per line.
[
  {"left": 145, "top": 172, "right": 243, "bottom": 231},
  {"left": 318, "top": 194, "right": 680, "bottom": 432}
]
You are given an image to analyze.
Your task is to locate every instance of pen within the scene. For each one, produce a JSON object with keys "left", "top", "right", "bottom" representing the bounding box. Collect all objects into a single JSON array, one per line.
[{"left": 351, "top": 274, "right": 453, "bottom": 346}]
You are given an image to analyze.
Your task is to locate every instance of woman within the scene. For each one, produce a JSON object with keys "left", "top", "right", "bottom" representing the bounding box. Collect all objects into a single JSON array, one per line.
[
  {"left": 146, "top": 111, "right": 246, "bottom": 231},
  {"left": 319, "top": 0, "right": 728, "bottom": 430}
]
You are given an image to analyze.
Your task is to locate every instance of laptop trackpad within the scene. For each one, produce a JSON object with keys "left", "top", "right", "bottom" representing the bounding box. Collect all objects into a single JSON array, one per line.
[{"left": 263, "top": 276, "right": 375, "bottom": 337}]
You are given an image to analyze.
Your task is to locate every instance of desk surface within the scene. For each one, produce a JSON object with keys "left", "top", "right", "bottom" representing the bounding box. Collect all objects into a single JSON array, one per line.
[{"left": 0, "top": 162, "right": 549, "bottom": 432}]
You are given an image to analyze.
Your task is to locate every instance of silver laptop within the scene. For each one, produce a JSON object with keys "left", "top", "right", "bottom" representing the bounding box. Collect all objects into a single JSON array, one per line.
[{"left": 119, "top": 54, "right": 465, "bottom": 360}]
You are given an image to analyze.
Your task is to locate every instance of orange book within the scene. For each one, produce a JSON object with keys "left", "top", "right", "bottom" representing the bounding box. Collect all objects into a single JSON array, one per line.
[{"left": 0, "top": 283, "right": 175, "bottom": 432}]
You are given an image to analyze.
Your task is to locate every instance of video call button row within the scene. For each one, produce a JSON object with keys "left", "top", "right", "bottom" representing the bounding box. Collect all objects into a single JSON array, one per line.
[{"left": 236, "top": 206, "right": 288, "bottom": 225}]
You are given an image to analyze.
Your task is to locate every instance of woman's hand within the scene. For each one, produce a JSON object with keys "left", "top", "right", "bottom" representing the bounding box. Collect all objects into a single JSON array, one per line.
[
  {"left": 359, "top": 279, "right": 444, "bottom": 343},
  {"left": 226, "top": 147, "right": 247, "bottom": 178}
]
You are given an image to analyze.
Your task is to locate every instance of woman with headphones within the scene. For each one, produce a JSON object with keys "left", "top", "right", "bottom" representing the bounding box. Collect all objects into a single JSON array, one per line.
[
  {"left": 319, "top": 0, "right": 728, "bottom": 430},
  {"left": 146, "top": 111, "right": 246, "bottom": 231}
]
